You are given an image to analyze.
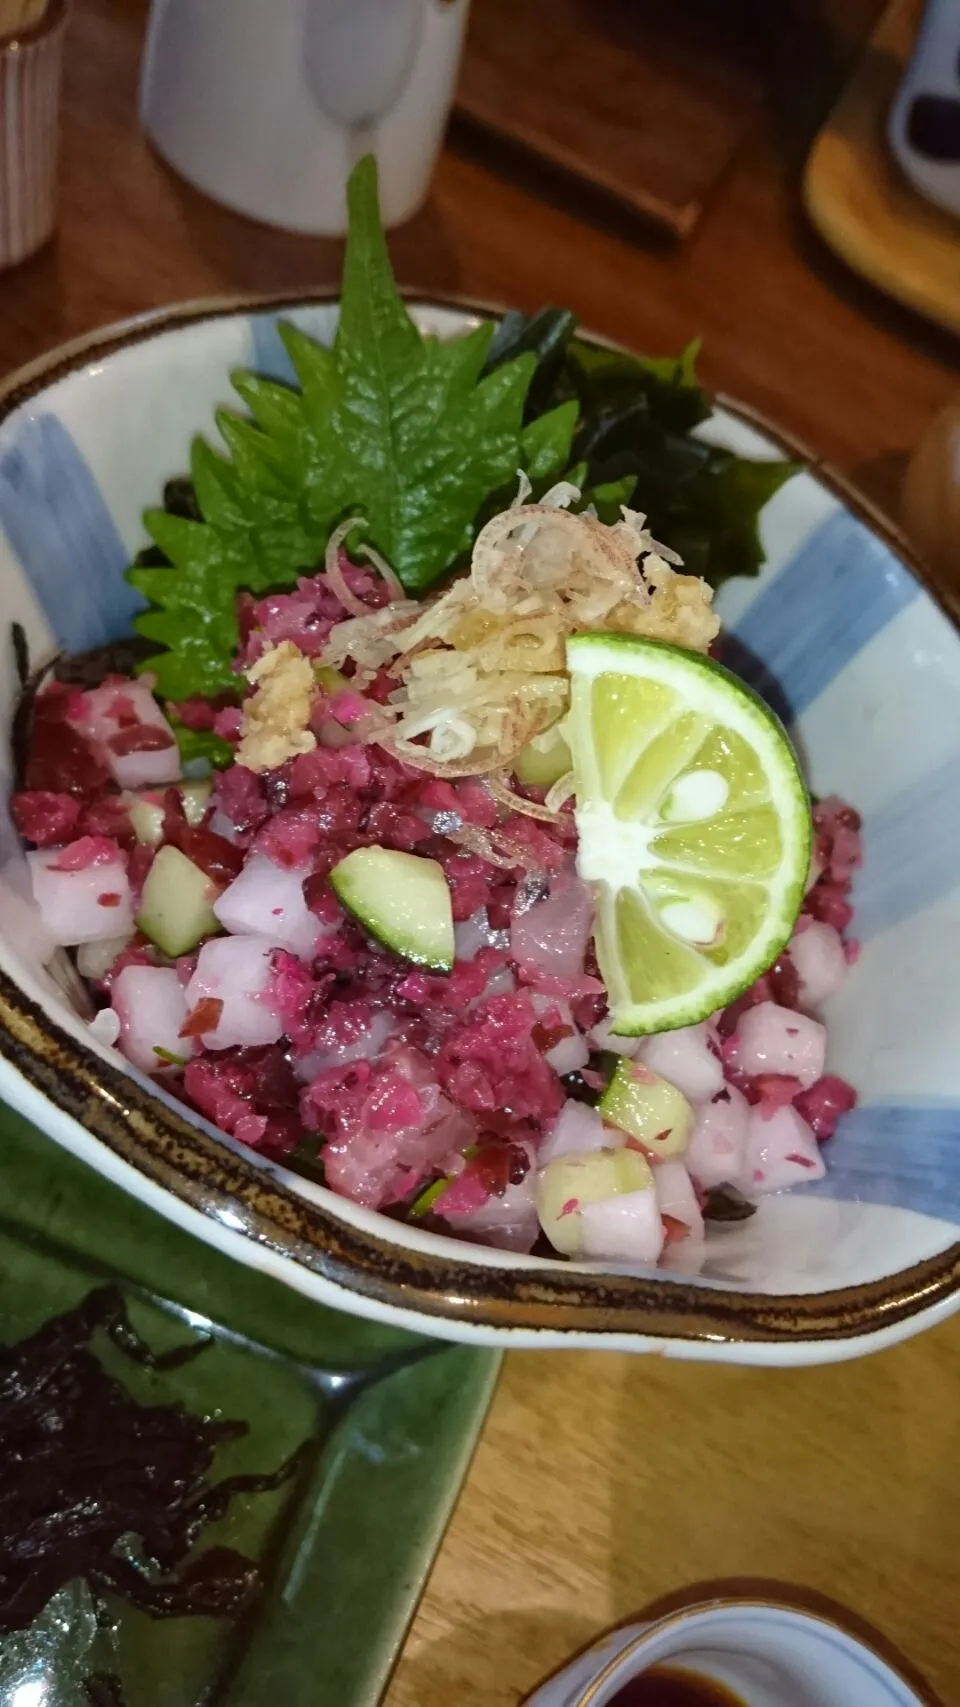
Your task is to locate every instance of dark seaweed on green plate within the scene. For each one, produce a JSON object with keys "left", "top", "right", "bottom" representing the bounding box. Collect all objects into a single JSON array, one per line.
[
  {"left": 0, "top": 1284, "right": 305, "bottom": 1635},
  {"left": 0, "top": 1108, "right": 499, "bottom": 1707}
]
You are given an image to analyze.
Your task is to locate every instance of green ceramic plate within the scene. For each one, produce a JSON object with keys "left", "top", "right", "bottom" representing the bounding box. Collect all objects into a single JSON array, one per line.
[{"left": 0, "top": 1107, "right": 500, "bottom": 1707}]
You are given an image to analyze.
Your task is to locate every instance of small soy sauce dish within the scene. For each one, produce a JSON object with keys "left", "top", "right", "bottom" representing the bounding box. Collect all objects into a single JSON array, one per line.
[{"left": 524, "top": 1600, "right": 932, "bottom": 1707}]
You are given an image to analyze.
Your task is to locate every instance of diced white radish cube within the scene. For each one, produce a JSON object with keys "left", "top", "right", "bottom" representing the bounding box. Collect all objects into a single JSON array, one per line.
[
  {"left": 745, "top": 1104, "right": 825, "bottom": 1194},
  {"left": 108, "top": 741, "right": 180, "bottom": 791},
  {"left": 112, "top": 965, "right": 194, "bottom": 1074},
  {"left": 545, "top": 1030, "right": 590, "bottom": 1076},
  {"left": 213, "top": 855, "right": 323, "bottom": 958},
  {"left": 539, "top": 1100, "right": 612, "bottom": 1165},
  {"left": 531, "top": 992, "right": 589, "bottom": 1075},
  {"left": 653, "top": 1158, "right": 704, "bottom": 1240},
  {"left": 28, "top": 847, "right": 134, "bottom": 944},
  {"left": 88, "top": 1009, "right": 121, "bottom": 1047},
  {"left": 790, "top": 921, "right": 848, "bottom": 1008},
  {"left": 76, "top": 932, "right": 134, "bottom": 982},
  {"left": 208, "top": 808, "right": 242, "bottom": 845},
  {"left": 184, "top": 937, "right": 284, "bottom": 1049},
  {"left": 453, "top": 1171, "right": 539, "bottom": 1254},
  {"left": 734, "top": 1001, "right": 826, "bottom": 1089},
  {"left": 640, "top": 1023, "right": 724, "bottom": 1104},
  {"left": 74, "top": 679, "right": 180, "bottom": 789},
  {"left": 587, "top": 1014, "right": 643, "bottom": 1057},
  {"left": 579, "top": 1189, "right": 665, "bottom": 1265},
  {"left": 685, "top": 1086, "right": 750, "bottom": 1191}
]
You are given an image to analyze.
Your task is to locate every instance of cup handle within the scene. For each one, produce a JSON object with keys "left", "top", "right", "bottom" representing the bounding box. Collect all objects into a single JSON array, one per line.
[
  {"left": 887, "top": 0, "right": 960, "bottom": 218},
  {"left": 303, "top": 0, "right": 427, "bottom": 132}
]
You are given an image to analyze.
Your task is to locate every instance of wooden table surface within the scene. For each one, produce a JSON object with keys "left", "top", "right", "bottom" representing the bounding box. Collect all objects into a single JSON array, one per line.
[{"left": 2, "top": 3, "right": 959, "bottom": 1703}]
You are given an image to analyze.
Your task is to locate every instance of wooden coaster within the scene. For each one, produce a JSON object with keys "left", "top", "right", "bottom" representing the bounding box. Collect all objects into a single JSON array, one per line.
[
  {"left": 454, "top": 0, "right": 767, "bottom": 239},
  {"left": 803, "top": 0, "right": 960, "bottom": 335}
]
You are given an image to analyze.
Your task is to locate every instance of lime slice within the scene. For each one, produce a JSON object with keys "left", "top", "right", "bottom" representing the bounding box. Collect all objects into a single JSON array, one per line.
[{"left": 566, "top": 633, "right": 811, "bottom": 1035}]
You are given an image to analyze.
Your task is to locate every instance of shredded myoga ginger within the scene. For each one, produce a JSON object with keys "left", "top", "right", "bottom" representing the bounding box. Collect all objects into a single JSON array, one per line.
[
  {"left": 319, "top": 486, "right": 720, "bottom": 781},
  {"left": 237, "top": 639, "right": 318, "bottom": 772}
]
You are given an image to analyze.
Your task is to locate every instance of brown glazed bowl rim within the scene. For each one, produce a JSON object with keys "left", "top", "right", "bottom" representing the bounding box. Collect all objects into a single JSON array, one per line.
[{"left": 0, "top": 289, "right": 957, "bottom": 1352}]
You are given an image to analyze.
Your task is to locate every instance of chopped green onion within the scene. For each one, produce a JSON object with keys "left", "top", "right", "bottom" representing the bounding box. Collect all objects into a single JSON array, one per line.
[{"left": 152, "top": 1046, "right": 189, "bottom": 1068}]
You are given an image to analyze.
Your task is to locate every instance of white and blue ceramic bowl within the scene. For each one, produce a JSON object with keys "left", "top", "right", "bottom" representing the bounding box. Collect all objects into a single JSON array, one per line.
[{"left": 0, "top": 298, "right": 957, "bottom": 1360}]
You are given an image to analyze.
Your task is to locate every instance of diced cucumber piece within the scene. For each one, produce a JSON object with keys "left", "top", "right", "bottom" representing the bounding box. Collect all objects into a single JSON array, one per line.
[
  {"left": 76, "top": 932, "right": 135, "bottom": 982},
  {"left": 330, "top": 846, "right": 454, "bottom": 970},
  {"left": 514, "top": 723, "right": 571, "bottom": 789},
  {"left": 598, "top": 1056, "right": 694, "bottom": 1157},
  {"left": 125, "top": 793, "right": 165, "bottom": 846},
  {"left": 537, "top": 1147, "right": 653, "bottom": 1256},
  {"left": 314, "top": 665, "right": 350, "bottom": 694},
  {"left": 182, "top": 779, "right": 213, "bottom": 826},
  {"left": 136, "top": 845, "right": 222, "bottom": 957},
  {"left": 125, "top": 780, "right": 212, "bottom": 845}
]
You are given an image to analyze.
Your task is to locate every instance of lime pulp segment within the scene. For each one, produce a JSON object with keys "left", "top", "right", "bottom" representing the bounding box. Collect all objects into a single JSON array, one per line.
[{"left": 566, "top": 633, "right": 811, "bottom": 1035}]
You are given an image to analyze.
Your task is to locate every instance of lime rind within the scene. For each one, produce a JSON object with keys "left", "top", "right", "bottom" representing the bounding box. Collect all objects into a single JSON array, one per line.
[{"left": 566, "top": 632, "right": 811, "bottom": 1035}]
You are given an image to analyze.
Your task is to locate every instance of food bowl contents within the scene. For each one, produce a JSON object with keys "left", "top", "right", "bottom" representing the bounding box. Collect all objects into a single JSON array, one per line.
[
  {"left": 11, "top": 527, "right": 860, "bottom": 1270},
  {"left": 9, "top": 158, "right": 859, "bottom": 1271},
  {"left": 0, "top": 1285, "right": 304, "bottom": 1635}
]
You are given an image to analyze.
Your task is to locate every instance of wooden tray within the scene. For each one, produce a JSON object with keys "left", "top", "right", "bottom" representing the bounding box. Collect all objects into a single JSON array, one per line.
[
  {"left": 803, "top": 0, "right": 960, "bottom": 335},
  {"left": 454, "top": 0, "right": 766, "bottom": 238}
]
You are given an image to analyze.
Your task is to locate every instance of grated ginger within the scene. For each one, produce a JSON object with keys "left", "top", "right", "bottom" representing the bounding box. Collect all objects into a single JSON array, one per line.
[
  {"left": 320, "top": 490, "right": 720, "bottom": 779},
  {"left": 236, "top": 640, "right": 318, "bottom": 772}
]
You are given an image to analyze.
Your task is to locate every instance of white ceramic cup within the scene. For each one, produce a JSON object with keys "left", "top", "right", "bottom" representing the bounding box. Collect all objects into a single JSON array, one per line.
[
  {"left": 524, "top": 1602, "right": 929, "bottom": 1707},
  {"left": 138, "top": 0, "right": 470, "bottom": 234},
  {"left": 887, "top": 0, "right": 960, "bottom": 219}
]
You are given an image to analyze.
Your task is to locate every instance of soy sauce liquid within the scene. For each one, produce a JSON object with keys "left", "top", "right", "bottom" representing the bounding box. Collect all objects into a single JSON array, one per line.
[{"left": 609, "top": 1664, "right": 745, "bottom": 1706}]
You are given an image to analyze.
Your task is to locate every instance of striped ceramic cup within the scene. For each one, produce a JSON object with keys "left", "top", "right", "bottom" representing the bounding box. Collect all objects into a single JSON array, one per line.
[{"left": 0, "top": 0, "right": 68, "bottom": 270}]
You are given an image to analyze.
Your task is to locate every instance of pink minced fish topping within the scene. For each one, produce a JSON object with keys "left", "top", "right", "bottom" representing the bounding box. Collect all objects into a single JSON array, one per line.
[{"left": 13, "top": 563, "right": 860, "bottom": 1261}]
